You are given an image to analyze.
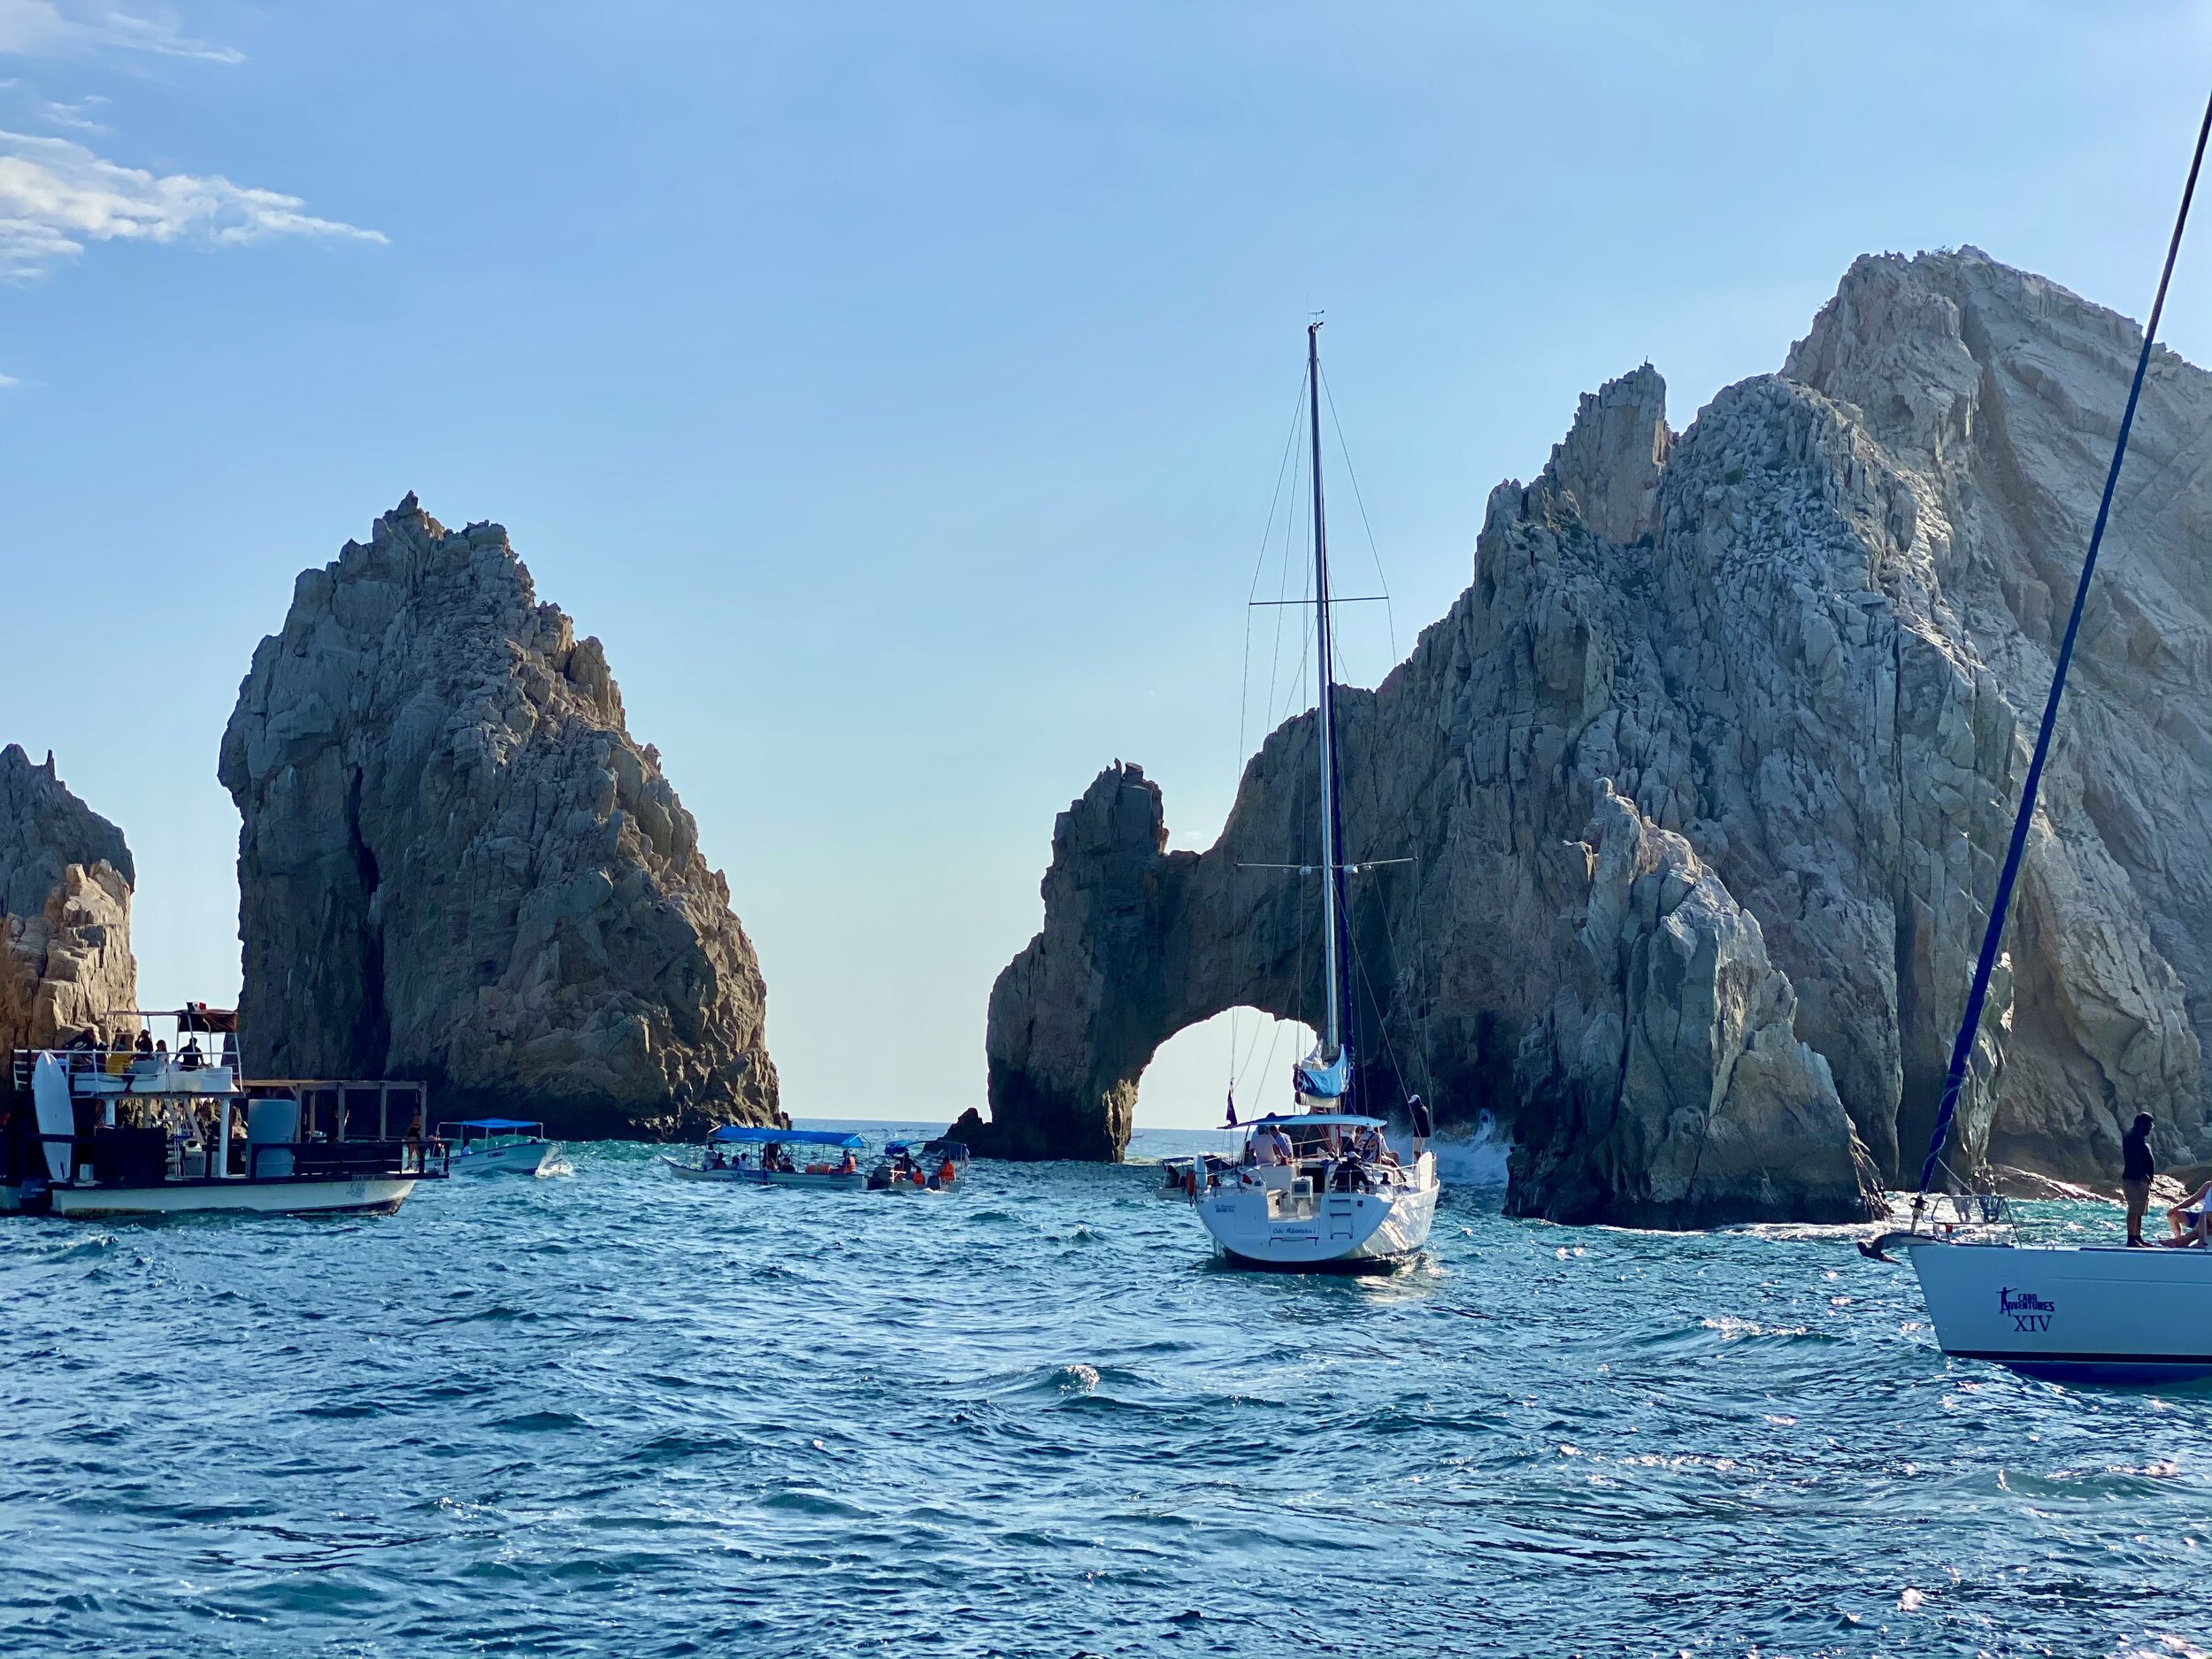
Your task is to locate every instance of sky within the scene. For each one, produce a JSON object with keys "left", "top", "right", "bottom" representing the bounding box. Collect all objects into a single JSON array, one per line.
[{"left": 7, "top": 1, "right": 2212, "bottom": 1130}]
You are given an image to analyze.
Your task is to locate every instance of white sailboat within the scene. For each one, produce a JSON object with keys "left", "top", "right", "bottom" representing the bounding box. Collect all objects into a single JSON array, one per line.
[
  {"left": 1191, "top": 322, "right": 1440, "bottom": 1271},
  {"left": 1864, "top": 97, "right": 2212, "bottom": 1381}
]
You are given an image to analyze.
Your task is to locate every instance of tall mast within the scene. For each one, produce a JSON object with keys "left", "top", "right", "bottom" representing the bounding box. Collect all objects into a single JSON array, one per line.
[{"left": 1307, "top": 322, "right": 1349, "bottom": 1062}]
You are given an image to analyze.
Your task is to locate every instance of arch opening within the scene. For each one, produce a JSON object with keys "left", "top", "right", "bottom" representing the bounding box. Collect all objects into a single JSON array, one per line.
[{"left": 1134, "top": 1006, "right": 1317, "bottom": 1132}]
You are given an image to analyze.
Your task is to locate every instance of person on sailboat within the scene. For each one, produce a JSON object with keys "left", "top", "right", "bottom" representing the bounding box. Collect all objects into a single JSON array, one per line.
[
  {"left": 2122, "top": 1112, "right": 2155, "bottom": 1246},
  {"left": 2163, "top": 1177, "right": 2212, "bottom": 1246}
]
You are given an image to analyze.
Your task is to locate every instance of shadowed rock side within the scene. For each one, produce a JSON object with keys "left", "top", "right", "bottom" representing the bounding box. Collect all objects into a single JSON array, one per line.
[
  {"left": 0, "top": 744, "right": 137, "bottom": 1059},
  {"left": 971, "top": 249, "right": 2212, "bottom": 1218},
  {"left": 220, "top": 496, "right": 779, "bottom": 1139}
]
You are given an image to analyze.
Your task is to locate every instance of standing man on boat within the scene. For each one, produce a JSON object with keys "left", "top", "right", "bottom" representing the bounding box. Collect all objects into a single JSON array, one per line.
[{"left": 2122, "top": 1112, "right": 2156, "bottom": 1247}]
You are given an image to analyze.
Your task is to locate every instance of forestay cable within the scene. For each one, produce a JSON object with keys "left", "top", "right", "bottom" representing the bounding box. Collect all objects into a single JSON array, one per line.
[{"left": 1915, "top": 85, "right": 2212, "bottom": 1199}]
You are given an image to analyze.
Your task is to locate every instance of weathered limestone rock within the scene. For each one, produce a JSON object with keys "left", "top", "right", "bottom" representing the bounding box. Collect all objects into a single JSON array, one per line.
[
  {"left": 0, "top": 744, "right": 137, "bottom": 1057},
  {"left": 974, "top": 250, "right": 2212, "bottom": 1216},
  {"left": 1509, "top": 783, "right": 1878, "bottom": 1225},
  {"left": 220, "top": 496, "right": 778, "bottom": 1139}
]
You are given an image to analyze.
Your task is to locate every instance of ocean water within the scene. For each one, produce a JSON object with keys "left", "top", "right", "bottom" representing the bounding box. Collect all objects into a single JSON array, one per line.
[{"left": 4, "top": 1121, "right": 2208, "bottom": 1659}]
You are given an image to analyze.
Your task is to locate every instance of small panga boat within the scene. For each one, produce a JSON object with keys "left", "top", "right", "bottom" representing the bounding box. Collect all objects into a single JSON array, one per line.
[
  {"left": 442, "top": 1118, "right": 558, "bottom": 1177},
  {"left": 664, "top": 1125, "right": 866, "bottom": 1189}
]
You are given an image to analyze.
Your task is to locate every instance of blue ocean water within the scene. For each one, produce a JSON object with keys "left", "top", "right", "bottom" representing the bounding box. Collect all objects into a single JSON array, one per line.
[{"left": 3, "top": 1121, "right": 2208, "bottom": 1658}]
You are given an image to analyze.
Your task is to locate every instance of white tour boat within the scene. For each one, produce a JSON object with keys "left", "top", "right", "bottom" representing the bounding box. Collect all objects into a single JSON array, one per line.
[
  {"left": 664, "top": 1125, "right": 868, "bottom": 1189},
  {"left": 4, "top": 1009, "right": 445, "bottom": 1218},
  {"left": 1184, "top": 322, "right": 1440, "bottom": 1271},
  {"left": 442, "top": 1117, "right": 559, "bottom": 1177},
  {"left": 1864, "top": 112, "right": 2212, "bottom": 1383}
]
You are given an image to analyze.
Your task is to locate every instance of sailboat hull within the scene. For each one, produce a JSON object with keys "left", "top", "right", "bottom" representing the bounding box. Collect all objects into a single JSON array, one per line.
[
  {"left": 1904, "top": 1238, "right": 2212, "bottom": 1382},
  {"left": 1198, "top": 1164, "right": 1438, "bottom": 1271}
]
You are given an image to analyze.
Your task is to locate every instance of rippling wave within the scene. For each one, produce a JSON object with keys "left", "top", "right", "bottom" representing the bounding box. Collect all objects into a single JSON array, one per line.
[{"left": 3, "top": 1124, "right": 2208, "bottom": 1656}]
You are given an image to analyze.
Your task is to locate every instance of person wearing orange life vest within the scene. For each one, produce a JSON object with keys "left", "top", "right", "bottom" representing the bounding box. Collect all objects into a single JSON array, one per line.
[{"left": 937, "top": 1156, "right": 957, "bottom": 1186}]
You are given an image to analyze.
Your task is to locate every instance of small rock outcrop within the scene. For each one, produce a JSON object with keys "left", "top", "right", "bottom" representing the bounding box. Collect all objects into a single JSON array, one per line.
[
  {"left": 0, "top": 744, "right": 137, "bottom": 1058},
  {"left": 220, "top": 496, "right": 778, "bottom": 1139},
  {"left": 972, "top": 249, "right": 2212, "bottom": 1219}
]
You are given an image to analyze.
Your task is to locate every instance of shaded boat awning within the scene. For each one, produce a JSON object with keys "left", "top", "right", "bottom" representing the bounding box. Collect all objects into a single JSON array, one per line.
[
  {"left": 1245, "top": 1113, "right": 1385, "bottom": 1130},
  {"left": 446, "top": 1118, "right": 543, "bottom": 1131},
  {"left": 708, "top": 1125, "right": 865, "bottom": 1148}
]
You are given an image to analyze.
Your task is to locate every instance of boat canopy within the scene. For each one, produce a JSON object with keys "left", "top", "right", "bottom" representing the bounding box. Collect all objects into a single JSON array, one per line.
[
  {"left": 1245, "top": 1112, "right": 1384, "bottom": 1131},
  {"left": 448, "top": 1118, "right": 542, "bottom": 1131},
  {"left": 707, "top": 1125, "right": 865, "bottom": 1148}
]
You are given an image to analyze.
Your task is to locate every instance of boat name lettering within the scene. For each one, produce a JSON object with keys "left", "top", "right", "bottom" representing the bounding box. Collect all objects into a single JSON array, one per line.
[{"left": 1999, "top": 1286, "right": 2055, "bottom": 1333}]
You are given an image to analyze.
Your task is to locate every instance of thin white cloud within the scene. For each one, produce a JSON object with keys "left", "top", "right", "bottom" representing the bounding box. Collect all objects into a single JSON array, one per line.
[
  {"left": 0, "top": 128, "right": 385, "bottom": 278},
  {"left": 41, "top": 94, "right": 107, "bottom": 132},
  {"left": 0, "top": 370, "right": 19, "bottom": 386},
  {"left": 0, "top": 1, "right": 242, "bottom": 64}
]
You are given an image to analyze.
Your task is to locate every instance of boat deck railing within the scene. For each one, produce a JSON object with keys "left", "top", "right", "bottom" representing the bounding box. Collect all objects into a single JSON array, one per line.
[
  {"left": 1892, "top": 1189, "right": 2020, "bottom": 1243},
  {"left": 24, "top": 1130, "right": 448, "bottom": 1187}
]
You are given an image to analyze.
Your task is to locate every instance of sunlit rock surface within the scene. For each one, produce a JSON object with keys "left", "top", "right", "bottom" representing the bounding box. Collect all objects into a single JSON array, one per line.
[
  {"left": 221, "top": 496, "right": 779, "bottom": 1139},
  {"left": 0, "top": 744, "right": 136, "bottom": 1057}
]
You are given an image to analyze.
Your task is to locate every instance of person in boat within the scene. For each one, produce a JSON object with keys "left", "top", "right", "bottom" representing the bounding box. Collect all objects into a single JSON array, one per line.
[
  {"left": 178, "top": 1036, "right": 204, "bottom": 1071},
  {"left": 1407, "top": 1094, "right": 1433, "bottom": 1158},
  {"left": 2122, "top": 1112, "right": 2156, "bottom": 1247},
  {"left": 2163, "top": 1178, "right": 2212, "bottom": 1246},
  {"left": 1251, "top": 1123, "right": 1294, "bottom": 1167},
  {"left": 936, "top": 1154, "right": 957, "bottom": 1185},
  {"left": 839, "top": 1149, "right": 859, "bottom": 1176},
  {"left": 134, "top": 1029, "right": 154, "bottom": 1056},
  {"left": 705, "top": 1144, "right": 726, "bottom": 1171}
]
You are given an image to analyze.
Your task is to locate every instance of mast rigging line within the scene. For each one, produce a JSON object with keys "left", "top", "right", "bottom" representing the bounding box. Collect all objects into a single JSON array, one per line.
[
  {"left": 1229, "top": 372, "right": 1317, "bottom": 1098},
  {"left": 1319, "top": 363, "right": 1401, "bottom": 665},
  {"left": 1913, "top": 83, "right": 2212, "bottom": 1201}
]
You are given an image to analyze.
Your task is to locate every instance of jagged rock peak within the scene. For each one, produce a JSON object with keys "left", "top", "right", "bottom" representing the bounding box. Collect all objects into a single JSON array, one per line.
[
  {"left": 1526, "top": 363, "right": 1673, "bottom": 546},
  {"left": 971, "top": 247, "right": 2212, "bottom": 1219},
  {"left": 0, "top": 744, "right": 137, "bottom": 1056},
  {"left": 220, "top": 496, "right": 779, "bottom": 1139}
]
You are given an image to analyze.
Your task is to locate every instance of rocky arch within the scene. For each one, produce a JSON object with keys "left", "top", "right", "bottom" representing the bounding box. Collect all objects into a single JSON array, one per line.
[{"left": 962, "top": 250, "right": 2212, "bottom": 1222}]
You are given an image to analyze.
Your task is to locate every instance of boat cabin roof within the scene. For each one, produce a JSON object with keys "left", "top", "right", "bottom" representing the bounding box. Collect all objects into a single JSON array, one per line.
[
  {"left": 1244, "top": 1112, "right": 1386, "bottom": 1131},
  {"left": 444, "top": 1118, "right": 542, "bottom": 1132},
  {"left": 709, "top": 1125, "right": 865, "bottom": 1148}
]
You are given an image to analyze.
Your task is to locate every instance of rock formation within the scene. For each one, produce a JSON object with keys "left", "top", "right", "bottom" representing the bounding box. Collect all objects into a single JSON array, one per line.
[
  {"left": 220, "top": 496, "right": 778, "bottom": 1139},
  {"left": 970, "top": 249, "right": 2212, "bottom": 1220},
  {"left": 0, "top": 744, "right": 136, "bottom": 1059}
]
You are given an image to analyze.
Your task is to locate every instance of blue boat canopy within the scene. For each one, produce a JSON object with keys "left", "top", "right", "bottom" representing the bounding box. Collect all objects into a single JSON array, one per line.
[
  {"left": 707, "top": 1125, "right": 865, "bottom": 1148},
  {"left": 1245, "top": 1113, "right": 1385, "bottom": 1131},
  {"left": 448, "top": 1118, "right": 542, "bottom": 1131}
]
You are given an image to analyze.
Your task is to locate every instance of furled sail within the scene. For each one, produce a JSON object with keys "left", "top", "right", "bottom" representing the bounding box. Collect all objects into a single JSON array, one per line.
[{"left": 1294, "top": 1044, "right": 1351, "bottom": 1101}]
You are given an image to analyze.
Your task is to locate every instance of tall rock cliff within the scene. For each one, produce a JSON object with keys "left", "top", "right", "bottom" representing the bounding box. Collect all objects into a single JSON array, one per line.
[
  {"left": 971, "top": 249, "right": 2212, "bottom": 1219},
  {"left": 0, "top": 744, "right": 136, "bottom": 1059},
  {"left": 220, "top": 497, "right": 778, "bottom": 1139}
]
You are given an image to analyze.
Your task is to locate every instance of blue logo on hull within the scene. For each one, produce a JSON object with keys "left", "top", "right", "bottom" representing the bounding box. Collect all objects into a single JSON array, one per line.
[{"left": 1999, "top": 1286, "right": 2055, "bottom": 1333}]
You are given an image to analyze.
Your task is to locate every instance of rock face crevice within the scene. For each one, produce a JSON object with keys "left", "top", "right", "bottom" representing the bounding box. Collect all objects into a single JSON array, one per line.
[
  {"left": 0, "top": 744, "right": 136, "bottom": 1059},
  {"left": 972, "top": 250, "right": 2212, "bottom": 1219},
  {"left": 221, "top": 496, "right": 778, "bottom": 1139}
]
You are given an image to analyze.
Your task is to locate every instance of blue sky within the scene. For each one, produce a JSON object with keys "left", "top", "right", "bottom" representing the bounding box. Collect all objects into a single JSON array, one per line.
[{"left": 5, "top": 1, "right": 2212, "bottom": 1129}]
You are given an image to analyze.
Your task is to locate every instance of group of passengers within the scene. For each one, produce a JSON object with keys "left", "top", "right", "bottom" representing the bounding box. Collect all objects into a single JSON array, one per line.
[
  {"left": 59, "top": 1026, "right": 234, "bottom": 1072},
  {"left": 703, "top": 1141, "right": 863, "bottom": 1176},
  {"left": 1241, "top": 1118, "right": 1402, "bottom": 1192}
]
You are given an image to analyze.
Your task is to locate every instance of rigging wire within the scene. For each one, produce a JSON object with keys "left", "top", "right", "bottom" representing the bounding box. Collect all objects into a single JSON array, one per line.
[
  {"left": 1914, "top": 83, "right": 2212, "bottom": 1199},
  {"left": 1319, "top": 362, "right": 1400, "bottom": 666},
  {"left": 1230, "top": 372, "right": 1322, "bottom": 1103}
]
